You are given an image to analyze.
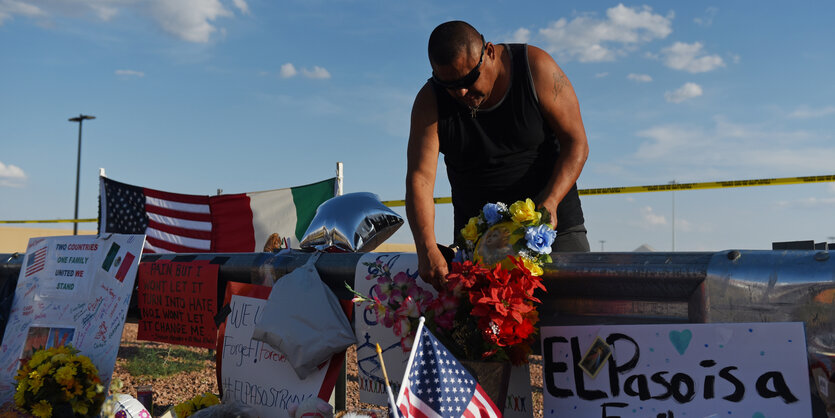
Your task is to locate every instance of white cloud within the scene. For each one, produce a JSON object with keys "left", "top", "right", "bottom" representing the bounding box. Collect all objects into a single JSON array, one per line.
[
  {"left": 0, "top": 0, "right": 116, "bottom": 25},
  {"left": 0, "top": 0, "right": 247, "bottom": 43},
  {"left": 627, "top": 116, "right": 835, "bottom": 178},
  {"left": 0, "top": 161, "right": 26, "bottom": 187},
  {"left": 115, "top": 69, "right": 144, "bottom": 78},
  {"left": 232, "top": 0, "right": 249, "bottom": 15},
  {"left": 595, "top": 72, "right": 609, "bottom": 78},
  {"left": 148, "top": 0, "right": 233, "bottom": 43},
  {"left": 89, "top": 3, "right": 118, "bottom": 21},
  {"left": 0, "top": 0, "right": 45, "bottom": 24},
  {"left": 661, "top": 42, "right": 725, "bottom": 73},
  {"left": 539, "top": 4, "right": 673, "bottom": 62},
  {"left": 507, "top": 28, "right": 530, "bottom": 43},
  {"left": 279, "top": 63, "right": 297, "bottom": 78},
  {"left": 278, "top": 64, "right": 331, "bottom": 80},
  {"left": 301, "top": 66, "right": 331, "bottom": 79},
  {"left": 694, "top": 7, "right": 718, "bottom": 27},
  {"left": 665, "top": 82, "right": 702, "bottom": 103},
  {"left": 776, "top": 197, "right": 835, "bottom": 209},
  {"left": 788, "top": 105, "right": 835, "bottom": 119},
  {"left": 641, "top": 206, "right": 667, "bottom": 226},
  {"left": 628, "top": 73, "right": 652, "bottom": 82}
]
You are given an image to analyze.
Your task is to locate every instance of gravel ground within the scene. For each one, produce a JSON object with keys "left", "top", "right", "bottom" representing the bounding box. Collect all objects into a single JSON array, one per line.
[{"left": 114, "top": 323, "right": 545, "bottom": 417}]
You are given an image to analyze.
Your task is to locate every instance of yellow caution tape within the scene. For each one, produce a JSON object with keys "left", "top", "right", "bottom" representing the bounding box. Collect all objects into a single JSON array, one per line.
[
  {"left": 3, "top": 175, "right": 833, "bottom": 220},
  {"left": 381, "top": 174, "right": 835, "bottom": 207}
]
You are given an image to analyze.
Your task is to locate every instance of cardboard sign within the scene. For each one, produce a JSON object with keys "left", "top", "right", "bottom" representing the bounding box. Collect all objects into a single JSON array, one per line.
[
  {"left": 137, "top": 261, "right": 218, "bottom": 348},
  {"left": 353, "top": 252, "right": 534, "bottom": 417},
  {"left": 0, "top": 234, "right": 145, "bottom": 403},
  {"left": 541, "top": 323, "right": 812, "bottom": 417},
  {"left": 216, "top": 282, "right": 343, "bottom": 418}
]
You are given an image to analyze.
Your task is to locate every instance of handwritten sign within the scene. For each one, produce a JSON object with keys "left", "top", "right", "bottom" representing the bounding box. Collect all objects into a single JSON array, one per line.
[
  {"left": 0, "top": 234, "right": 145, "bottom": 404},
  {"left": 28, "top": 239, "right": 103, "bottom": 300},
  {"left": 137, "top": 261, "right": 218, "bottom": 348},
  {"left": 216, "top": 282, "right": 343, "bottom": 418},
  {"left": 541, "top": 323, "right": 812, "bottom": 417},
  {"left": 353, "top": 252, "right": 534, "bottom": 417}
]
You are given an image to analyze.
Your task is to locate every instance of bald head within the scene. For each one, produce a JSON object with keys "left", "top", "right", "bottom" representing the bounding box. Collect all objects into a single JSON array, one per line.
[{"left": 428, "top": 21, "right": 483, "bottom": 66}]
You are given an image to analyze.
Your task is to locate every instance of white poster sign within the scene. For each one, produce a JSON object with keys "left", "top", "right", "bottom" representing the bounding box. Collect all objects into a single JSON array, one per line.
[
  {"left": 218, "top": 283, "right": 341, "bottom": 418},
  {"left": 0, "top": 234, "right": 145, "bottom": 403},
  {"left": 353, "top": 253, "right": 533, "bottom": 417},
  {"left": 541, "top": 322, "right": 811, "bottom": 417}
]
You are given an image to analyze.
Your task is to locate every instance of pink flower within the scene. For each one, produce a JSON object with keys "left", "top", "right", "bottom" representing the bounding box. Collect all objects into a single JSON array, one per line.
[
  {"left": 388, "top": 288, "right": 404, "bottom": 304},
  {"left": 433, "top": 310, "right": 456, "bottom": 330},
  {"left": 392, "top": 315, "right": 412, "bottom": 338},
  {"left": 396, "top": 296, "right": 420, "bottom": 319},
  {"left": 392, "top": 271, "right": 411, "bottom": 287},
  {"left": 400, "top": 335, "right": 414, "bottom": 352}
]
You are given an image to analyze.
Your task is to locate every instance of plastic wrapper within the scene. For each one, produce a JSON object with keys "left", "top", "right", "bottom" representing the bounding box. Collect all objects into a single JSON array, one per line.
[{"left": 251, "top": 253, "right": 356, "bottom": 379}]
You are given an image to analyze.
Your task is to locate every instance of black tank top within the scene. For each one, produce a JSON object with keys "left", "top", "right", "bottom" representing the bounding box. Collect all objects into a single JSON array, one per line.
[{"left": 431, "top": 43, "right": 584, "bottom": 235}]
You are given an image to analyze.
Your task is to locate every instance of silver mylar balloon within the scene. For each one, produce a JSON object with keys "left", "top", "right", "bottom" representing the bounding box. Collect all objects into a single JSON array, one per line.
[{"left": 300, "top": 192, "right": 404, "bottom": 252}]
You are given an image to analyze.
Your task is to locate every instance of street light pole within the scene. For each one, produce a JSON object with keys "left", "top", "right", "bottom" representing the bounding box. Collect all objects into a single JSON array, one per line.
[
  {"left": 670, "top": 180, "right": 676, "bottom": 251},
  {"left": 68, "top": 114, "right": 95, "bottom": 235}
]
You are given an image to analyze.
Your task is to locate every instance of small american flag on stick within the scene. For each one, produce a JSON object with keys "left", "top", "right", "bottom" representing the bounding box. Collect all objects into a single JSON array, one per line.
[{"left": 395, "top": 317, "right": 502, "bottom": 418}]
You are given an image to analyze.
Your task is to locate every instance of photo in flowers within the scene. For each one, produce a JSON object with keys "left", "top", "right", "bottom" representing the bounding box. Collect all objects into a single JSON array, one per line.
[{"left": 21, "top": 327, "right": 75, "bottom": 361}]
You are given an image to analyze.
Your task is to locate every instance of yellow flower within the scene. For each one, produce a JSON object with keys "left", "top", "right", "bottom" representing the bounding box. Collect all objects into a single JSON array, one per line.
[
  {"left": 85, "top": 385, "right": 98, "bottom": 400},
  {"left": 174, "top": 402, "right": 194, "bottom": 418},
  {"left": 30, "top": 400, "right": 52, "bottom": 418},
  {"left": 14, "top": 384, "right": 27, "bottom": 406},
  {"left": 27, "top": 376, "right": 43, "bottom": 394},
  {"left": 50, "top": 353, "right": 69, "bottom": 364},
  {"left": 52, "top": 346, "right": 72, "bottom": 355},
  {"left": 509, "top": 199, "right": 541, "bottom": 225},
  {"left": 521, "top": 257, "right": 543, "bottom": 276},
  {"left": 54, "top": 365, "right": 76, "bottom": 385},
  {"left": 70, "top": 398, "right": 89, "bottom": 416},
  {"left": 461, "top": 216, "right": 480, "bottom": 242},
  {"left": 29, "top": 351, "right": 49, "bottom": 368},
  {"left": 35, "top": 363, "right": 52, "bottom": 377},
  {"left": 198, "top": 393, "right": 220, "bottom": 408}
]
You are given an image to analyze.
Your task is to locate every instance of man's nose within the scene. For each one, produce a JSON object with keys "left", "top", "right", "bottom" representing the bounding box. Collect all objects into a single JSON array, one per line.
[{"left": 451, "top": 88, "right": 468, "bottom": 98}]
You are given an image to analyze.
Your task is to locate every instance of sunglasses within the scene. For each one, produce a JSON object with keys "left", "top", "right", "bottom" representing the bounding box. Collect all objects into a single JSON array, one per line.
[{"left": 431, "top": 35, "right": 485, "bottom": 89}]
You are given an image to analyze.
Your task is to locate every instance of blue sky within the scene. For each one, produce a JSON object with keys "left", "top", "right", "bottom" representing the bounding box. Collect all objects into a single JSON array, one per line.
[{"left": 1, "top": 1, "right": 834, "bottom": 252}]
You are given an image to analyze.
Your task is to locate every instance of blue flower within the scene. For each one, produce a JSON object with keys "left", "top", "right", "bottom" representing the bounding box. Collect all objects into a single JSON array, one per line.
[
  {"left": 452, "top": 248, "right": 471, "bottom": 263},
  {"left": 525, "top": 224, "right": 556, "bottom": 254},
  {"left": 482, "top": 202, "right": 507, "bottom": 225}
]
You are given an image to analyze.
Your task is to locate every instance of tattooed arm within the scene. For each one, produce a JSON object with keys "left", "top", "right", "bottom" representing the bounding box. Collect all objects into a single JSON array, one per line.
[{"left": 527, "top": 45, "right": 589, "bottom": 229}]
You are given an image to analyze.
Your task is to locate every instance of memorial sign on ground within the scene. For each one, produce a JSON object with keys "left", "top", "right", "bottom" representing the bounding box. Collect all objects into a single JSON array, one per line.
[
  {"left": 216, "top": 282, "right": 344, "bottom": 418},
  {"left": 137, "top": 260, "right": 218, "bottom": 349},
  {"left": 541, "top": 322, "right": 812, "bottom": 417},
  {"left": 0, "top": 234, "right": 144, "bottom": 403}
]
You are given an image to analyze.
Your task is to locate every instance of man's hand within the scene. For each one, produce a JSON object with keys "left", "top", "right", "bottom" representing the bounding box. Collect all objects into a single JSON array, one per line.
[
  {"left": 539, "top": 198, "right": 559, "bottom": 230},
  {"left": 417, "top": 246, "right": 449, "bottom": 291}
]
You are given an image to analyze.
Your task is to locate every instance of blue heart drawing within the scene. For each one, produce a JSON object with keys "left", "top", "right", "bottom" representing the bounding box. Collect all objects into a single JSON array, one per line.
[{"left": 669, "top": 330, "right": 692, "bottom": 355}]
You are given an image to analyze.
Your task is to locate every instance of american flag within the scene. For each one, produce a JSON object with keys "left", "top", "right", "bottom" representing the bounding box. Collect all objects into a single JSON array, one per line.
[
  {"left": 396, "top": 321, "right": 502, "bottom": 418},
  {"left": 99, "top": 176, "right": 336, "bottom": 253},
  {"left": 25, "top": 246, "right": 48, "bottom": 277},
  {"left": 100, "top": 177, "right": 212, "bottom": 253}
]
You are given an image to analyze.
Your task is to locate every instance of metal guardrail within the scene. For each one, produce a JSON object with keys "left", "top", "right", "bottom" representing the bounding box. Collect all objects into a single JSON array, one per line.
[{"left": 2, "top": 249, "right": 834, "bottom": 413}]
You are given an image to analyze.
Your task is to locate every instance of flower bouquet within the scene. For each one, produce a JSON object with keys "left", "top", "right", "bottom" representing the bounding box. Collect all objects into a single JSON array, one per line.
[
  {"left": 13, "top": 346, "right": 106, "bottom": 418},
  {"left": 351, "top": 198, "right": 553, "bottom": 366}
]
